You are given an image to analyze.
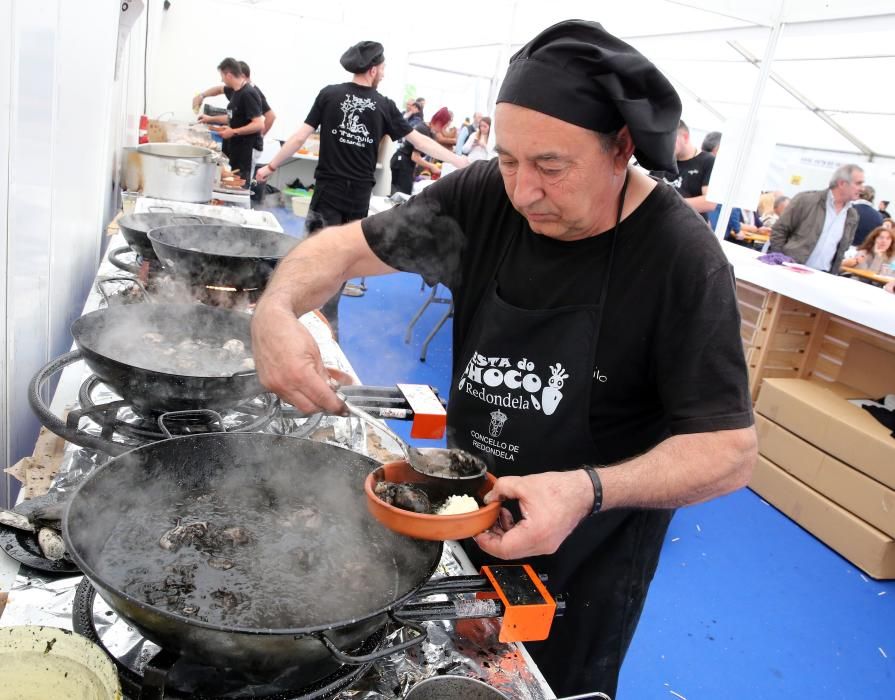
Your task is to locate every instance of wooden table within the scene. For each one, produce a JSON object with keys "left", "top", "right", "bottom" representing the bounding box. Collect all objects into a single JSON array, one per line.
[
  {"left": 723, "top": 241, "right": 895, "bottom": 402},
  {"left": 741, "top": 231, "right": 769, "bottom": 244},
  {"left": 840, "top": 266, "right": 895, "bottom": 285}
]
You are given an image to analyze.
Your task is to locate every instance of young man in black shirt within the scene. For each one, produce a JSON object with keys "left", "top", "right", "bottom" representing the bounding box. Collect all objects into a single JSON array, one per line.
[
  {"left": 201, "top": 58, "right": 263, "bottom": 181},
  {"left": 651, "top": 119, "right": 717, "bottom": 219},
  {"left": 195, "top": 61, "right": 276, "bottom": 138},
  {"left": 251, "top": 21, "right": 756, "bottom": 698},
  {"left": 255, "top": 41, "right": 465, "bottom": 336}
]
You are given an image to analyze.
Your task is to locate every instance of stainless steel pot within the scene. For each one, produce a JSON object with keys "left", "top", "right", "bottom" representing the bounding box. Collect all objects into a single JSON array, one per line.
[{"left": 138, "top": 143, "right": 216, "bottom": 203}]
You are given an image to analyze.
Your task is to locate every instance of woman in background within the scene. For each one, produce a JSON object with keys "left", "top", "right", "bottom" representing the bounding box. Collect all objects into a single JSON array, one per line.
[
  {"left": 462, "top": 116, "right": 492, "bottom": 161},
  {"left": 429, "top": 107, "right": 456, "bottom": 148},
  {"left": 842, "top": 226, "right": 895, "bottom": 277}
]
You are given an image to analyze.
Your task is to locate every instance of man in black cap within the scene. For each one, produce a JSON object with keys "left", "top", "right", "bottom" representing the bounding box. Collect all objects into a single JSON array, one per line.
[
  {"left": 251, "top": 20, "right": 756, "bottom": 697},
  {"left": 255, "top": 41, "right": 465, "bottom": 338}
]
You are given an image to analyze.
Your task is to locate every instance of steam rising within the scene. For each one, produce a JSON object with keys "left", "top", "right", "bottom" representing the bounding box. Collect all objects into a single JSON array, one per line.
[
  {"left": 363, "top": 198, "right": 466, "bottom": 289},
  {"left": 74, "top": 304, "right": 254, "bottom": 378},
  {"left": 67, "top": 434, "right": 439, "bottom": 634}
]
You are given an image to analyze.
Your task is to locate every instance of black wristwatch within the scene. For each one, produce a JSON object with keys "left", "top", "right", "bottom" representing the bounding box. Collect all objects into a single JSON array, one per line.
[{"left": 583, "top": 466, "right": 603, "bottom": 516}]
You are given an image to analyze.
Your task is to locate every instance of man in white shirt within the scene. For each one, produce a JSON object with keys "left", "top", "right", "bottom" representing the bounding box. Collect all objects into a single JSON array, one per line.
[{"left": 770, "top": 165, "right": 863, "bottom": 272}]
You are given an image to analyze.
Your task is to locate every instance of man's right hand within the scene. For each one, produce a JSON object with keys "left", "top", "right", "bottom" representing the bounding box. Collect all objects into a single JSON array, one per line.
[
  {"left": 255, "top": 166, "right": 272, "bottom": 183},
  {"left": 192, "top": 94, "right": 203, "bottom": 112},
  {"left": 251, "top": 301, "right": 345, "bottom": 416}
]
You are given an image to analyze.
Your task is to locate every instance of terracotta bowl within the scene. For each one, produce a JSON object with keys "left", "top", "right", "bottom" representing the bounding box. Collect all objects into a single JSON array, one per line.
[{"left": 365, "top": 460, "right": 500, "bottom": 541}]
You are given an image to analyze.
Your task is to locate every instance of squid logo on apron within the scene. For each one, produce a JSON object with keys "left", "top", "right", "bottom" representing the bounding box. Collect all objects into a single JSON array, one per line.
[{"left": 457, "top": 352, "right": 569, "bottom": 416}]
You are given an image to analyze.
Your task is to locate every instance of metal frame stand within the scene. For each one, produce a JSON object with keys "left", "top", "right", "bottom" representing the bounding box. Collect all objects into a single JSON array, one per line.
[{"left": 405, "top": 283, "right": 453, "bottom": 362}]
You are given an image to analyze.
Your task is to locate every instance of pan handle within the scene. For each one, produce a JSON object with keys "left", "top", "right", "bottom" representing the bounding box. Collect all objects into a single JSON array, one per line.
[
  {"left": 318, "top": 612, "right": 428, "bottom": 665},
  {"left": 230, "top": 369, "right": 257, "bottom": 379},
  {"left": 148, "top": 205, "right": 175, "bottom": 212},
  {"left": 157, "top": 409, "right": 225, "bottom": 438},
  {"left": 172, "top": 215, "right": 204, "bottom": 224}
]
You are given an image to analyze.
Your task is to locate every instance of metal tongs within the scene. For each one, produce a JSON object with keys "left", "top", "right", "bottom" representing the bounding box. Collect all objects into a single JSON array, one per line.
[{"left": 329, "top": 380, "right": 487, "bottom": 479}]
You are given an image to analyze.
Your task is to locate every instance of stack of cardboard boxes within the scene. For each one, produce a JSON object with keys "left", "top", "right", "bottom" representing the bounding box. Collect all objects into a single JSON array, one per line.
[{"left": 752, "top": 340, "right": 895, "bottom": 579}]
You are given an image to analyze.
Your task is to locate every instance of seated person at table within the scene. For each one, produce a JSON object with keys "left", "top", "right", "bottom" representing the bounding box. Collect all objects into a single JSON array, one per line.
[
  {"left": 841, "top": 226, "right": 894, "bottom": 277},
  {"left": 758, "top": 194, "right": 790, "bottom": 228},
  {"left": 727, "top": 207, "right": 760, "bottom": 245}
]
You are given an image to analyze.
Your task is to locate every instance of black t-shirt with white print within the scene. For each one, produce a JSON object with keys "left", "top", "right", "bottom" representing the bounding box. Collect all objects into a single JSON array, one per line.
[
  {"left": 651, "top": 150, "right": 715, "bottom": 199},
  {"left": 305, "top": 83, "right": 412, "bottom": 185},
  {"left": 361, "top": 159, "right": 753, "bottom": 465}
]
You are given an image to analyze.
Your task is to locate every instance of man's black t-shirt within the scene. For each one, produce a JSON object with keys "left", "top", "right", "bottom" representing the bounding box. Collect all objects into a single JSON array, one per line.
[
  {"left": 305, "top": 83, "right": 412, "bottom": 185},
  {"left": 362, "top": 159, "right": 753, "bottom": 464},
  {"left": 652, "top": 151, "right": 714, "bottom": 199},
  {"left": 224, "top": 84, "right": 271, "bottom": 116},
  {"left": 225, "top": 84, "right": 264, "bottom": 152},
  {"left": 224, "top": 83, "right": 270, "bottom": 151}
]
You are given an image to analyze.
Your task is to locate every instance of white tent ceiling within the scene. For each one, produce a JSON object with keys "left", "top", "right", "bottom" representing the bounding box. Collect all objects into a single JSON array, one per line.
[{"left": 396, "top": 0, "right": 895, "bottom": 159}]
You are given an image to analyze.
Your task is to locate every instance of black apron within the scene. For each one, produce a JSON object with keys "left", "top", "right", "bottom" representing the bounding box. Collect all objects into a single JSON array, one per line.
[{"left": 448, "top": 175, "right": 673, "bottom": 698}]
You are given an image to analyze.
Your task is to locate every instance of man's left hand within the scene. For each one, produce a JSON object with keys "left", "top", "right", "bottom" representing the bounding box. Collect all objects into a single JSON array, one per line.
[
  {"left": 474, "top": 470, "right": 594, "bottom": 559},
  {"left": 216, "top": 127, "right": 235, "bottom": 139}
]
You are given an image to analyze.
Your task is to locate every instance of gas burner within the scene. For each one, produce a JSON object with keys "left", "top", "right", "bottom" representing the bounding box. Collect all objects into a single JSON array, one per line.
[
  {"left": 196, "top": 283, "right": 262, "bottom": 312},
  {"left": 107, "top": 245, "right": 149, "bottom": 276},
  {"left": 77, "top": 374, "right": 281, "bottom": 441},
  {"left": 98, "top": 270, "right": 261, "bottom": 311},
  {"left": 30, "top": 352, "right": 285, "bottom": 457},
  {"left": 72, "top": 579, "right": 380, "bottom": 700}
]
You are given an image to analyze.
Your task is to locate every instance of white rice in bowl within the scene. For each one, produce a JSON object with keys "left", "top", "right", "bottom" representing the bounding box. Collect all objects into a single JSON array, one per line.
[{"left": 436, "top": 494, "right": 479, "bottom": 515}]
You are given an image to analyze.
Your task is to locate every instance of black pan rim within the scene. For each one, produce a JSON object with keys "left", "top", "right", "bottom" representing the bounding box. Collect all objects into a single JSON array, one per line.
[
  {"left": 64, "top": 433, "right": 444, "bottom": 638},
  {"left": 148, "top": 225, "right": 297, "bottom": 261},
  {"left": 70, "top": 304, "right": 258, "bottom": 382}
]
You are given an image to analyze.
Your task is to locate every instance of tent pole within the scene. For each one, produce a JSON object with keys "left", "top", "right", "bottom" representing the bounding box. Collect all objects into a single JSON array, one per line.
[
  {"left": 728, "top": 41, "right": 873, "bottom": 157},
  {"left": 713, "top": 1, "right": 787, "bottom": 242},
  {"left": 488, "top": 0, "right": 518, "bottom": 115}
]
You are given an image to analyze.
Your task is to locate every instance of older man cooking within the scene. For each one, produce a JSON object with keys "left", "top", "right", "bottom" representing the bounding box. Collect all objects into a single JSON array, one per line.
[{"left": 251, "top": 20, "right": 756, "bottom": 698}]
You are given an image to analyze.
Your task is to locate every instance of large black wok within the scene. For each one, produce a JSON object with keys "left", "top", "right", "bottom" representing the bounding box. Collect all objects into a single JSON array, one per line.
[
  {"left": 148, "top": 224, "right": 298, "bottom": 290},
  {"left": 64, "top": 433, "right": 442, "bottom": 684},
  {"left": 70, "top": 303, "right": 263, "bottom": 413},
  {"left": 119, "top": 213, "right": 229, "bottom": 260}
]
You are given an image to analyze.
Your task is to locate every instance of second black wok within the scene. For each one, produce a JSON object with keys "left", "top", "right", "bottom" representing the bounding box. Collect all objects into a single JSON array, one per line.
[
  {"left": 118, "top": 213, "right": 229, "bottom": 260},
  {"left": 70, "top": 303, "right": 264, "bottom": 413},
  {"left": 149, "top": 224, "right": 298, "bottom": 290}
]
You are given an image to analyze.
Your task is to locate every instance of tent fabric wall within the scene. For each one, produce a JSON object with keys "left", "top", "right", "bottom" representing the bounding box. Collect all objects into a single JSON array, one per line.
[
  {"left": 0, "top": 1, "right": 126, "bottom": 507},
  {"left": 147, "top": 0, "right": 412, "bottom": 142}
]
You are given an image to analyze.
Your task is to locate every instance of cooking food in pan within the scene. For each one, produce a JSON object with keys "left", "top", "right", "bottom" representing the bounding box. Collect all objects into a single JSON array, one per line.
[
  {"left": 373, "top": 482, "right": 481, "bottom": 515},
  {"left": 140, "top": 333, "right": 254, "bottom": 376}
]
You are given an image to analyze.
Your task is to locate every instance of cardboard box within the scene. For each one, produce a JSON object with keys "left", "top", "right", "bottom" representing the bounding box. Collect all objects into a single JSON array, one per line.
[
  {"left": 751, "top": 456, "right": 895, "bottom": 579},
  {"left": 756, "top": 415, "right": 895, "bottom": 537},
  {"left": 755, "top": 379, "right": 895, "bottom": 490},
  {"left": 834, "top": 339, "right": 895, "bottom": 396}
]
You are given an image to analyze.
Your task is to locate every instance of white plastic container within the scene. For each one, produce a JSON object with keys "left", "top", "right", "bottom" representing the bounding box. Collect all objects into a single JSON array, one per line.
[{"left": 291, "top": 195, "right": 312, "bottom": 217}]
